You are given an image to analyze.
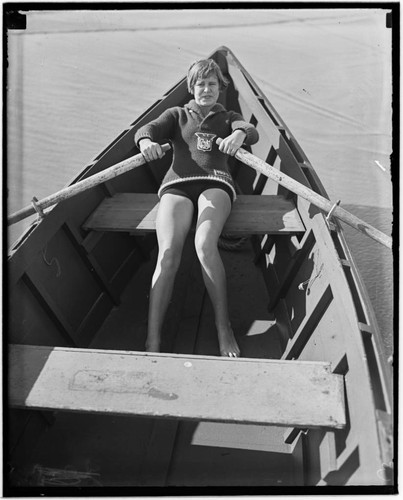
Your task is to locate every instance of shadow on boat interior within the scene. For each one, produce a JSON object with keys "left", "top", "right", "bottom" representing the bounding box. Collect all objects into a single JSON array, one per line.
[
  {"left": 91, "top": 234, "right": 284, "bottom": 359},
  {"left": 8, "top": 233, "right": 301, "bottom": 488}
]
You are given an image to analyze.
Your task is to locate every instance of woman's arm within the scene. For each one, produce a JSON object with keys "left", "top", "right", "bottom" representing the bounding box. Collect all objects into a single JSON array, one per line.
[
  {"left": 218, "top": 112, "right": 259, "bottom": 156},
  {"left": 218, "top": 130, "right": 247, "bottom": 157},
  {"left": 138, "top": 138, "right": 165, "bottom": 161},
  {"left": 230, "top": 112, "right": 259, "bottom": 145},
  {"left": 134, "top": 107, "right": 178, "bottom": 150}
]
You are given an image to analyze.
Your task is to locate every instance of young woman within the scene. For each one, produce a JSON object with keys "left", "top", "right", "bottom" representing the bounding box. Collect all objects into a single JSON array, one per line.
[{"left": 135, "top": 59, "right": 259, "bottom": 357}]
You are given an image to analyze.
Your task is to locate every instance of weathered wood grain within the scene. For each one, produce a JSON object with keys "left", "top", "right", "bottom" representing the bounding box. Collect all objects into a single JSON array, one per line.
[
  {"left": 9, "top": 344, "right": 345, "bottom": 429},
  {"left": 82, "top": 193, "right": 305, "bottom": 235}
]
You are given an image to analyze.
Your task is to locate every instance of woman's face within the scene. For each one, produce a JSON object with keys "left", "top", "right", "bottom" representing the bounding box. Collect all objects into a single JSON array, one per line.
[{"left": 193, "top": 74, "right": 220, "bottom": 110}]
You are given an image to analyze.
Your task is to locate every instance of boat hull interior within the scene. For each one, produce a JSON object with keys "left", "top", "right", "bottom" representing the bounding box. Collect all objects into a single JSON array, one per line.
[{"left": 6, "top": 47, "right": 393, "bottom": 490}]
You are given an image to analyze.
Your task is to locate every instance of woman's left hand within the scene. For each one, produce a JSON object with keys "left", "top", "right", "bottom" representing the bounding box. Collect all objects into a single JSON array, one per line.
[{"left": 218, "top": 130, "right": 247, "bottom": 156}]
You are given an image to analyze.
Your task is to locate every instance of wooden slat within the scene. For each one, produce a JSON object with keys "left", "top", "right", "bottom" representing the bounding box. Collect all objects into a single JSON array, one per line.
[
  {"left": 267, "top": 230, "right": 315, "bottom": 312},
  {"left": 9, "top": 345, "right": 345, "bottom": 429},
  {"left": 140, "top": 420, "right": 178, "bottom": 486},
  {"left": 282, "top": 286, "right": 334, "bottom": 360},
  {"left": 64, "top": 222, "right": 120, "bottom": 306},
  {"left": 227, "top": 60, "right": 283, "bottom": 150},
  {"left": 82, "top": 193, "right": 305, "bottom": 235},
  {"left": 23, "top": 271, "right": 79, "bottom": 347}
]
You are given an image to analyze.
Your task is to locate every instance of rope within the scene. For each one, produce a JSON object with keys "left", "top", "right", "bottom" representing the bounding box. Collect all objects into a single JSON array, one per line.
[
  {"left": 42, "top": 245, "right": 61, "bottom": 278},
  {"left": 298, "top": 253, "right": 324, "bottom": 293},
  {"left": 33, "top": 466, "right": 102, "bottom": 486},
  {"left": 218, "top": 233, "right": 249, "bottom": 251}
]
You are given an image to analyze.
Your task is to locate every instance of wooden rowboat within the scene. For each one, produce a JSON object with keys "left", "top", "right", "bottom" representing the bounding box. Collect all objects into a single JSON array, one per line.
[{"left": 6, "top": 47, "right": 393, "bottom": 491}]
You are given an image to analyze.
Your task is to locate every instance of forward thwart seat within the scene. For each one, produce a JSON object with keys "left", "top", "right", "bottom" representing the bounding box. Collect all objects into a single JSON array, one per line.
[{"left": 82, "top": 193, "right": 305, "bottom": 235}]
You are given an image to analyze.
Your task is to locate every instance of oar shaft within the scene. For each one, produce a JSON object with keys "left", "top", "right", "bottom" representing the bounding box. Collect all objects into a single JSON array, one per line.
[
  {"left": 8, "top": 144, "right": 171, "bottom": 226},
  {"left": 228, "top": 142, "right": 392, "bottom": 249}
]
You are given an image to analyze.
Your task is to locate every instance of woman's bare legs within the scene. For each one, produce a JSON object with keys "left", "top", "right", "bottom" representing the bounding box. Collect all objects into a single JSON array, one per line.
[
  {"left": 146, "top": 194, "right": 194, "bottom": 352},
  {"left": 195, "top": 189, "right": 240, "bottom": 357}
]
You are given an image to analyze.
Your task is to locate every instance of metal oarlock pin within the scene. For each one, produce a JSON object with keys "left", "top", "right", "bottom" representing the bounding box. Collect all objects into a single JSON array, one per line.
[
  {"left": 31, "top": 196, "right": 45, "bottom": 220},
  {"left": 326, "top": 199, "right": 341, "bottom": 224}
]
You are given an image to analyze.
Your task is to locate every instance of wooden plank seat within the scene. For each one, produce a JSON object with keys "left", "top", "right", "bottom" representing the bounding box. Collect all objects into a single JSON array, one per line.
[
  {"left": 82, "top": 193, "right": 305, "bottom": 235},
  {"left": 9, "top": 344, "right": 345, "bottom": 429}
]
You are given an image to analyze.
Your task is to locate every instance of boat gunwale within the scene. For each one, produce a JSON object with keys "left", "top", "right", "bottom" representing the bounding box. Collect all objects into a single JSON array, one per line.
[{"left": 224, "top": 45, "right": 393, "bottom": 402}]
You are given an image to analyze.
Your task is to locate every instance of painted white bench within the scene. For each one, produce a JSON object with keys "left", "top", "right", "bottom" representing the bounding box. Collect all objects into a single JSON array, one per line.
[{"left": 9, "top": 344, "right": 345, "bottom": 429}]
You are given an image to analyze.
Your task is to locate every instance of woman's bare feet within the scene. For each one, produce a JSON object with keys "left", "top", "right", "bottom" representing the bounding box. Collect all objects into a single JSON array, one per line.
[
  {"left": 217, "top": 323, "right": 240, "bottom": 357},
  {"left": 145, "top": 336, "right": 161, "bottom": 353}
]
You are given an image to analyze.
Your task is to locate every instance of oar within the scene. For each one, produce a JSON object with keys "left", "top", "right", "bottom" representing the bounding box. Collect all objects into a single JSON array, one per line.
[
  {"left": 217, "top": 139, "right": 392, "bottom": 249},
  {"left": 7, "top": 144, "right": 171, "bottom": 226}
]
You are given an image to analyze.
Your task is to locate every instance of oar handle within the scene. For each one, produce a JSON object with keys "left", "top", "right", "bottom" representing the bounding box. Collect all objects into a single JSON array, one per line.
[
  {"left": 216, "top": 138, "right": 392, "bottom": 249},
  {"left": 8, "top": 143, "right": 171, "bottom": 226}
]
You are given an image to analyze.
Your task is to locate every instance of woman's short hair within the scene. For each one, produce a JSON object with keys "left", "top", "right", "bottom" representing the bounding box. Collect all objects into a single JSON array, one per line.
[{"left": 187, "top": 59, "right": 229, "bottom": 94}]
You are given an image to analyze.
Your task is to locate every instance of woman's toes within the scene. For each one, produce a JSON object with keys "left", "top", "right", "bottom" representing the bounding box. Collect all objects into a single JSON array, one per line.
[
  {"left": 220, "top": 347, "right": 240, "bottom": 358},
  {"left": 145, "top": 339, "right": 161, "bottom": 352}
]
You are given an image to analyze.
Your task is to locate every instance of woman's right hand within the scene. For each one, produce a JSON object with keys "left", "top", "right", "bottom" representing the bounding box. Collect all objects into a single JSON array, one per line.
[{"left": 139, "top": 139, "right": 165, "bottom": 162}]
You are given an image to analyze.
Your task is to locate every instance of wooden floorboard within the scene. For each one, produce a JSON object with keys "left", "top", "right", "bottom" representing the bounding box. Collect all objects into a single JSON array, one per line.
[
  {"left": 139, "top": 239, "right": 206, "bottom": 485},
  {"left": 168, "top": 427, "right": 295, "bottom": 486},
  {"left": 169, "top": 245, "right": 298, "bottom": 486}
]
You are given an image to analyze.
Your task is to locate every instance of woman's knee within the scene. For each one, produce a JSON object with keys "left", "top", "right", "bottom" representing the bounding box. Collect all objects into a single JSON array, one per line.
[
  {"left": 157, "top": 246, "right": 182, "bottom": 274},
  {"left": 194, "top": 231, "right": 218, "bottom": 263}
]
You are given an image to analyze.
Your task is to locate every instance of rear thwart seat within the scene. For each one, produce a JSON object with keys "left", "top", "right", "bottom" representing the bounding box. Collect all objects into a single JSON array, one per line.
[{"left": 9, "top": 344, "right": 345, "bottom": 429}]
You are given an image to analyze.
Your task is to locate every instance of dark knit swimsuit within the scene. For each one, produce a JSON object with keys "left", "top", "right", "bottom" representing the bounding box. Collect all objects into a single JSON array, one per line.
[
  {"left": 159, "top": 179, "right": 235, "bottom": 208},
  {"left": 134, "top": 99, "right": 259, "bottom": 203}
]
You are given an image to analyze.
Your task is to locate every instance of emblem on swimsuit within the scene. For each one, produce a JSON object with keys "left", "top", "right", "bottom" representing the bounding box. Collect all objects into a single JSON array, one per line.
[{"left": 195, "top": 133, "right": 217, "bottom": 152}]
